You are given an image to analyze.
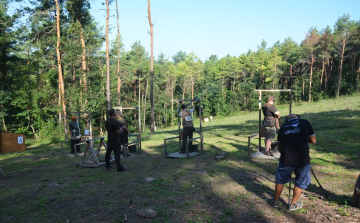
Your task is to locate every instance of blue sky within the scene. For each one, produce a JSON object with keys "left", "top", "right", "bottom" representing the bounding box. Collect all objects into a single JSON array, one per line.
[{"left": 10, "top": 0, "right": 360, "bottom": 62}]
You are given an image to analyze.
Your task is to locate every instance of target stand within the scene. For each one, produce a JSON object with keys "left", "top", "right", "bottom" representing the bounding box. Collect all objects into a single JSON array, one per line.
[
  {"left": 75, "top": 137, "right": 114, "bottom": 168},
  {"left": 164, "top": 98, "right": 204, "bottom": 159},
  {"left": 248, "top": 89, "right": 292, "bottom": 159}
]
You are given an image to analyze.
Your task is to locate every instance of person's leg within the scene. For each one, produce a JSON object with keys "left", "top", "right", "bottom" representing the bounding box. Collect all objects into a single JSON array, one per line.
[
  {"left": 105, "top": 144, "right": 113, "bottom": 168},
  {"left": 188, "top": 128, "right": 194, "bottom": 152},
  {"left": 181, "top": 127, "right": 189, "bottom": 153},
  {"left": 291, "top": 186, "right": 302, "bottom": 204},
  {"left": 292, "top": 164, "right": 311, "bottom": 204},
  {"left": 274, "top": 161, "right": 293, "bottom": 201},
  {"left": 265, "top": 127, "right": 275, "bottom": 154},
  {"left": 265, "top": 139, "right": 272, "bottom": 152},
  {"left": 274, "top": 183, "right": 284, "bottom": 201},
  {"left": 70, "top": 140, "right": 75, "bottom": 153},
  {"left": 114, "top": 144, "right": 126, "bottom": 171},
  {"left": 76, "top": 139, "right": 82, "bottom": 152},
  {"left": 113, "top": 144, "right": 123, "bottom": 169}
]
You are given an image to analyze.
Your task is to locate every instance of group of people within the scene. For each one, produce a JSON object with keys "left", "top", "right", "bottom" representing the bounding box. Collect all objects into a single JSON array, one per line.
[
  {"left": 70, "top": 97, "right": 317, "bottom": 210},
  {"left": 69, "top": 109, "right": 130, "bottom": 172},
  {"left": 262, "top": 95, "right": 316, "bottom": 210}
]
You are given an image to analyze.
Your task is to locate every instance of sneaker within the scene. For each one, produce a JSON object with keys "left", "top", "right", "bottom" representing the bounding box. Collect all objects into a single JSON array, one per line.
[
  {"left": 264, "top": 151, "right": 272, "bottom": 156},
  {"left": 117, "top": 167, "right": 128, "bottom": 172},
  {"left": 289, "top": 201, "right": 303, "bottom": 211},
  {"left": 271, "top": 198, "right": 280, "bottom": 208}
]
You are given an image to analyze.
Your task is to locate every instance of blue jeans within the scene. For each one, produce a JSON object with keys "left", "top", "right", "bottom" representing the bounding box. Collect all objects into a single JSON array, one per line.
[{"left": 275, "top": 160, "right": 311, "bottom": 189}]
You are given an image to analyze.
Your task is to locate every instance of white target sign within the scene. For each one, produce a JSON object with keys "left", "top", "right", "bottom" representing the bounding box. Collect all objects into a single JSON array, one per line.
[{"left": 18, "top": 136, "right": 24, "bottom": 144}]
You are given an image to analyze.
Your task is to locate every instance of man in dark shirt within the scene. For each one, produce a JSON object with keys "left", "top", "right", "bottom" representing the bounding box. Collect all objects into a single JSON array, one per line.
[
  {"left": 69, "top": 116, "right": 82, "bottom": 154},
  {"left": 262, "top": 95, "right": 280, "bottom": 156},
  {"left": 179, "top": 103, "right": 195, "bottom": 154},
  {"left": 271, "top": 114, "right": 316, "bottom": 210},
  {"left": 105, "top": 109, "right": 127, "bottom": 172}
]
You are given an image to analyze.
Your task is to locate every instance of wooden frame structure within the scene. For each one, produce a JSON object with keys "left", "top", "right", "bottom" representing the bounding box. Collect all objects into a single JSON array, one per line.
[
  {"left": 248, "top": 89, "right": 292, "bottom": 157},
  {"left": 164, "top": 99, "right": 204, "bottom": 159},
  {"left": 75, "top": 137, "right": 114, "bottom": 167},
  {"left": 113, "top": 106, "right": 142, "bottom": 156},
  {"left": 60, "top": 111, "right": 93, "bottom": 156},
  {"left": 67, "top": 111, "right": 93, "bottom": 140}
]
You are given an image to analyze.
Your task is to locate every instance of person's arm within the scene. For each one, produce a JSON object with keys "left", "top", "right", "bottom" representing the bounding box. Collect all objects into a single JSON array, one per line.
[
  {"left": 308, "top": 135, "right": 316, "bottom": 143},
  {"left": 123, "top": 126, "right": 130, "bottom": 134},
  {"left": 277, "top": 142, "right": 282, "bottom": 153},
  {"left": 274, "top": 111, "right": 280, "bottom": 118},
  {"left": 69, "top": 123, "right": 74, "bottom": 139},
  {"left": 189, "top": 105, "right": 195, "bottom": 114}
]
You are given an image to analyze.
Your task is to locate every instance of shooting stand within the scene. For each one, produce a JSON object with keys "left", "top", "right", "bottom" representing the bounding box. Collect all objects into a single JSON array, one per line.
[
  {"left": 164, "top": 99, "right": 204, "bottom": 159},
  {"left": 75, "top": 137, "right": 114, "bottom": 168},
  {"left": 113, "top": 106, "right": 142, "bottom": 157},
  {"left": 61, "top": 111, "right": 93, "bottom": 157},
  {"left": 248, "top": 89, "right": 292, "bottom": 159}
]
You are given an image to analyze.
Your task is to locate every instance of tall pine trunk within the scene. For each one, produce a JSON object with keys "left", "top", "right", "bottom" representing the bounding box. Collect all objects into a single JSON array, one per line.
[
  {"left": 357, "top": 59, "right": 360, "bottom": 92},
  {"left": 148, "top": 0, "right": 155, "bottom": 134},
  {"left": 106, "top": 0, "right": 111, "bottom": 110},
  {"left": 55, "top": 0, "right": 67, "bottom": 138},
  {"left": 143, "top": 79, "right": 148, "bottom": 132},
  {"left": 116, "top": 0, "right": 121, "bottom": 106},
  {"left": 320, "top": 59, "right": 325, "bottom": 92},
  {"left": 336, "top": 33, "right": 346, "bottom": 98}
]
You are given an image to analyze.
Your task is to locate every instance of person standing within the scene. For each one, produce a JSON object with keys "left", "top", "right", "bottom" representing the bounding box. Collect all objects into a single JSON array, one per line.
[
  {"left": 69, "top": 116, "right": 82, "bottom": 154},
  {"left": 271, "top": 114, "right": 316, "bottom": 210},
  {"left": 116, "top": 111, "right": 131, "bottom": 156},
  {"left": 179, "top": 103, "right": 195, "bottom": 154},
  {"left": 262, "top": 95, "right": 280, "bottom": 156},
  {"left": 105, "top": 109, "right": 127, "bottom": 172}
]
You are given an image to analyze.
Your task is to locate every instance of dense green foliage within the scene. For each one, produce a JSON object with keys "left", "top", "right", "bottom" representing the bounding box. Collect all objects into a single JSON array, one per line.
[{"left": 1, "top": 1, "right": 359, "bottom": 140}]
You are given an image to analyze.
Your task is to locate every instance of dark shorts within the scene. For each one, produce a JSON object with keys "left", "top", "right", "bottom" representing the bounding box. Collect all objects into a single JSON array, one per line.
[
  {"left": 275, "top": 161, "right": 311, "bottom": 189},
  {"left": 120, "top": 134, "right": 128, "bottom": 145},
  {"left": 265, "top": 126, "right": 276, "bottom": 141}
]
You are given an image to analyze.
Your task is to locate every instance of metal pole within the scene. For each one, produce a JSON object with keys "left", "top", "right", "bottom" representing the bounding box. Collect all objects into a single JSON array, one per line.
[
  {"left": 288, "top": 173, "right": 292, "bottom": 210},
  {"left": 310, "top": 167, "right": 329, "bottom": 198}
]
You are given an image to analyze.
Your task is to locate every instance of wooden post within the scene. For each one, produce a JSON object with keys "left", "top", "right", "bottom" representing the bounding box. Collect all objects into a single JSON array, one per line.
[
  {"left": 289, "top": 90, "right": 292, "bottom": 114},
  {"left": 89, "top": 112, "right": 93, "bottom": 140},
  {"left": 199, "top": 100, "right": 203, "bottom": 153},
  {"left": 258, "top": 91, "right": 262, "bottom": 151},
  {"left": 178, "top": 102, "right": 181, "bottom": 151}
]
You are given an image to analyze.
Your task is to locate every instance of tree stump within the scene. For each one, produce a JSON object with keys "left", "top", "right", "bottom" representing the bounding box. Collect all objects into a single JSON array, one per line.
[{"left": 353, "top": 175, "right": 360, "bottom": 208}]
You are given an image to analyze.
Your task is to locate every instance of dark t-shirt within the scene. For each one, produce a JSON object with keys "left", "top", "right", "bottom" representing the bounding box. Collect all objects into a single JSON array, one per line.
[
  {"left": 262, "top": 103, "right": 278, "bottom": 117},
  {"left": 277, "top": 118, "right": 315, "bottom": 167},
  {"left": 105, "top": 118, "right": 121, "bottom": 145},
  {"left": 69, "top": 121, "right": 80, "bottom": 139}
]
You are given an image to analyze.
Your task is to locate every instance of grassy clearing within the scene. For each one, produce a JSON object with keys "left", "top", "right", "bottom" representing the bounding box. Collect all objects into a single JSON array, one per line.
[{"left": 1, "top": 93, "right": 360, "bottom": 222}]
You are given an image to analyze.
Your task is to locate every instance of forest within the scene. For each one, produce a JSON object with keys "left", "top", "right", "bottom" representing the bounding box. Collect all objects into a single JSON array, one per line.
[{"left": 1, "top": 0, "right": 360, "bottom": 140}]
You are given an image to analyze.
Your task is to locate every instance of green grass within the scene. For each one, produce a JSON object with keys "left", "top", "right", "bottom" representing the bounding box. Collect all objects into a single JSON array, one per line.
[{"left": 1, "top": 93, "right": 360, "bottom": 222}]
